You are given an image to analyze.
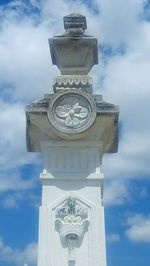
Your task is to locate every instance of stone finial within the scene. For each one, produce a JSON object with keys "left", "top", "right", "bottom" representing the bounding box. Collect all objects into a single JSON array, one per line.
[
  {"left": 63, "top": 13, "right": 87, "bottom": 31},
  {"left": 49, "top": 14, "right": 98, "bottom": 75}
]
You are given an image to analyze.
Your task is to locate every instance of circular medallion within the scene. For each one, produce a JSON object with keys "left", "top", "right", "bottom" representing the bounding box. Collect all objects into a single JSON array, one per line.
[{"left": 47, "top": 90, "right": 96, "bottom": 138}]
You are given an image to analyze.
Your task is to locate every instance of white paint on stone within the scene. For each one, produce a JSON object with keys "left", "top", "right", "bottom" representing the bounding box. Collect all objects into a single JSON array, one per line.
[{"left": 37, "top": 140, "right": 106, "bottom": 266}]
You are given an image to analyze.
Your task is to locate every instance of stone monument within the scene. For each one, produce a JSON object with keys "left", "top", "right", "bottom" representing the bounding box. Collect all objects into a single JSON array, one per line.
[{"left": 26, "top": 14, "right": 119, "bottom": 266}]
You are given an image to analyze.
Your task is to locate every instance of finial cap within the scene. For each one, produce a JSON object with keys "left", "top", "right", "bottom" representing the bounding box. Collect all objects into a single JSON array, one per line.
[{"left": 63, "top": 13, "right": 87, "bottom": 31}]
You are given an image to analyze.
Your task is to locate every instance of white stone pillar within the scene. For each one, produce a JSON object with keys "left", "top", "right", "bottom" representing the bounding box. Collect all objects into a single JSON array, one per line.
[
  {"left": 37, "top": 141, "right": 106, "bottom": 266},
  {"left": 26, "top": 13, "right": 119, "bottom": 266}
]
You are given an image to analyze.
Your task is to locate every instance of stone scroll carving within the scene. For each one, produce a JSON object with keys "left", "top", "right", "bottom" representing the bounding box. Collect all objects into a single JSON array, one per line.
[{"left": 55, "top": 196, "right": 89, "bottom": 261}]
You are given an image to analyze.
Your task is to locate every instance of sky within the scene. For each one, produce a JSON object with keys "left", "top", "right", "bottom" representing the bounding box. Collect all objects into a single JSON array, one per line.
[{"left": 0, "top": 0, "right": 150, "bottom": 265}]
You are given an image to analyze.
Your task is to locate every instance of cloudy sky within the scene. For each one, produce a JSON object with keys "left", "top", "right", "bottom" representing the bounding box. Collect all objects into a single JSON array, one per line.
[{"left": 0, "top": 0, "right": 150, "bottom": 265}]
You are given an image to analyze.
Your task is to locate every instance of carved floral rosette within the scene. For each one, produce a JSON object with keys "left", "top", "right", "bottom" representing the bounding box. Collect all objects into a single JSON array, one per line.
[
  {"left": 55, "top": 102, "right": 88, "bottom": 128},
  {"left": 47, "top": 90, "right": 96, "bottom": 139}
]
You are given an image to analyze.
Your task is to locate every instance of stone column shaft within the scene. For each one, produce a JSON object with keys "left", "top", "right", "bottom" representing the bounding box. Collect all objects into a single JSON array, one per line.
[{"left": 37, "top": 140, "right": 106, "bottom": 266}]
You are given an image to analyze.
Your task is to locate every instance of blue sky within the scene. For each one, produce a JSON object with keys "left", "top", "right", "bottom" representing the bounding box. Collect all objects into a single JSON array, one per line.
[{"left": 0, "top": 0, "right": 150, "bottom": 265}]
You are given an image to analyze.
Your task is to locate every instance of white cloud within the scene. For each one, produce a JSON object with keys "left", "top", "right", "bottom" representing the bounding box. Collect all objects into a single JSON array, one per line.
[
  {"left": 0, "top": 100, "right": 39, "bottom": 195},
  {"left": 106, "top": 233, "right": 120, "bottom": 243},
  {"left": 104, "top": 181, "right": 129, "bottom": 206},
  {"left": 1, "top": 193, "right": 21, "bottom": 209},
  {"left": 101, "top": 22, "right": 150, "bottom": 178},
  {"left": 94, "top": 0, "right": 144, "bottom": 44},
  {"left": 125, "top": 214, "right": 150, "bottom": 243},
  {"left": 0, "top": 237, "right": 37, "bottom": 265},
  {"left": 102, "top": 132, "right": 150, "bottom": 179},
  {"left": 1, "top": 191, "right": 40, "bottom": 209},
  {"left": 92, "top": 0, "right": 150, "bottom": 179},
  {"left": 0, "top": 0, "right": 99, "bottom": 102},
  {"left": 0, "top": 100, "right": 37, "bottom": 169},
  {"left": 0, "top": 173, "right": 35, "bottom": 193},
  {"left": 0, "top": 17, "right": 56, "bottom": 101},
  {"left": 103, "top": 180, "right": 149, "bottom": 207},
  {"left": 139, "top": 187, "right": 148, "bottom": 199}
]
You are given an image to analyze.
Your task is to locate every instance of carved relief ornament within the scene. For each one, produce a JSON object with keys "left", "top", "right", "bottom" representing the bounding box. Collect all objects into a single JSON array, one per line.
[
  {"left": 47, "top": 90, "right": 96, "bottom": 139},
  {"left": 55, "top": 197, "right": 89, "bottom": 261}
]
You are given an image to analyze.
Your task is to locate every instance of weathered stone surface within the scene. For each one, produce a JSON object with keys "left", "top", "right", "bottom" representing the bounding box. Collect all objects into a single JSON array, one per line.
[
  {"left": 63, "top": 13, "right": 87, "bottom": 31},
  {"left": 26, "top": 94, "right": 119, "bottom": 152},
  {"left": 49, "top": 37, "right": 98, "bottom": 75},
  {"left": 25, "top": 13, "right": 119, "bottom": 266},
  {"left": 47, "top": 90, "right": 97, "bottom": 137},
  {"left": 49, "top": 14, "right": 98, "bottom": 75},
  {"left": 53, "top": 75, "right": 93, "bottom": 93}
]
